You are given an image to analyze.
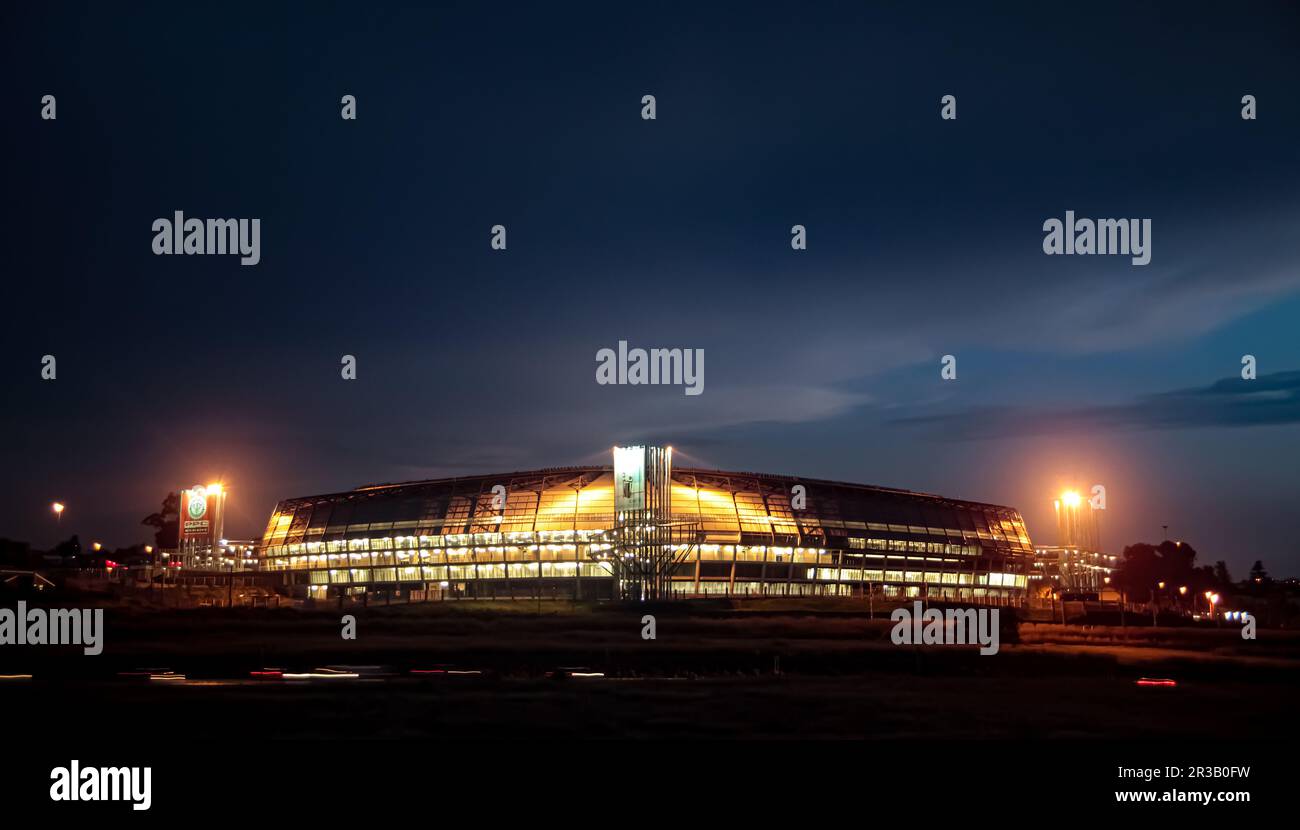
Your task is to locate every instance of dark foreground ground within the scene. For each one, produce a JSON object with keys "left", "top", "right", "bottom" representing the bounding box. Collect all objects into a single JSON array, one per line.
[{"left": 3, "top": 599, "right": 1296, "bottom": 742}]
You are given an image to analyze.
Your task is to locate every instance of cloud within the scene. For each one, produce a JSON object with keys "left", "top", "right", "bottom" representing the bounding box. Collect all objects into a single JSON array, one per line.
[{"left": 892, "top": 370, "right": 1300, "bottom": 440}]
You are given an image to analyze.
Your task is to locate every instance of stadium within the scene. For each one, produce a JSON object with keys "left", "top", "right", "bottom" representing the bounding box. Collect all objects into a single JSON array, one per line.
[{"left": 259, "top": 446, "right": 1034, "bottom": 604}]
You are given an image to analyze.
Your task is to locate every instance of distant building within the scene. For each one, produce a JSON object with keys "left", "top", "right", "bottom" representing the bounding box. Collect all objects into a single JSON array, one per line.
[
  {"left": 0, "top": 538, "right": 35, "bottom": 569},
  {"left": 257, "top": 445, "right": 1035, "bottom": 604},
  {"left": 1032, "top": 545, "right": 1117, "bottom": 592},
  {"left": 218, "top": 540, "right": 259, "bottom": 571},
  {"left": 1030, "top": 488, "right": 1115, "bottom": 596}
]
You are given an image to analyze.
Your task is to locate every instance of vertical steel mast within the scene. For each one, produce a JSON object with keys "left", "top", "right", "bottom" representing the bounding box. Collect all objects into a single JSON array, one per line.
[{"left": 607, "top": 445, "right": 698, "bottom": 600}]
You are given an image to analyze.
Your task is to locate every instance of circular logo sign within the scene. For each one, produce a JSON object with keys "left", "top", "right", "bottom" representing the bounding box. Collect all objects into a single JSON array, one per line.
[{"left": 187, "top": 493, "right": 208, "bottom": 520}]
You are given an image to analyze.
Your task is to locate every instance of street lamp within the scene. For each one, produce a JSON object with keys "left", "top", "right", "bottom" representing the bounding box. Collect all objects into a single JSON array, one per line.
[
  {"left": 52, "top": 501, "right": 65, "bottom": 522},
  {"left": 1205, "top": 590, "right": 1221, "bottom": 623}
]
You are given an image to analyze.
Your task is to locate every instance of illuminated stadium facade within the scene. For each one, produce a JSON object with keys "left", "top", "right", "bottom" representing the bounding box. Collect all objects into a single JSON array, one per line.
[{"left": 259, "top": 446, "right": 1034, "bottom": 604}]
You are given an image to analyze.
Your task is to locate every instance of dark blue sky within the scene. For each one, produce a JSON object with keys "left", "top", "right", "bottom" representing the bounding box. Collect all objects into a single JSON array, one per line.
[{"left": 3, "top": 1, "right": 1298, "bottom": 577}]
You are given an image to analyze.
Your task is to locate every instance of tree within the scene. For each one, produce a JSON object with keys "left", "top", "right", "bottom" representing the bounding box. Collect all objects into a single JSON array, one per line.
[
  {"left": 1213, "top": 560, "right": 1232, "bottom": 587},
  {"left": 1114, "top": 540, "right": 1200, "bottom": 596},
  {"left": 51, "top": 535, "right": 83, "bottom": 565},
  {"left": 0, "top": 538, "right": 33, "bottom": 568},
  {"left": 1249, "top": 560, "right": 1271, "bottom": 585},
  {"left": 141, "top": 492, "right": 180, "bottom": 550}
]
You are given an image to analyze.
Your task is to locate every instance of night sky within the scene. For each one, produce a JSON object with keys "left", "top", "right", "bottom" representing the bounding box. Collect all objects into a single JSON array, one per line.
[{"left": 3, "top": 1, "right": 1298, "bottom": 577}]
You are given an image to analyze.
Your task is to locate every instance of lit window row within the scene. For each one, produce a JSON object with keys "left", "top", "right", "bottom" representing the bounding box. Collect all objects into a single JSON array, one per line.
[{"left": 306, "top": 562, "right": 615, "bottom": 584}]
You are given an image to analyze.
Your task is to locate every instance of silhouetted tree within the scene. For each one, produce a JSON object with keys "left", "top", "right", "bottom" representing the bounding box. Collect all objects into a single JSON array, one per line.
[
  {"left": 1115, "top": 540, "right": 1201, "bottom": 596},
  {"left": 114, "top": 543, "right": 153, "bottom": 567},
  {"left": 51, "top": 535, "right": 83, "bottom": 565},
  {"left": 1213, "top": 560, "right": 1232, "bottom": 587},
  {"left": 1249, "top": 560, "right": 1271, "bottom": 585},
  {"left": 0, "top": 538, "right": 33, "bottom": 568},
  {"left": 141, "top": 492, "right": 179, "bottom": 550}
]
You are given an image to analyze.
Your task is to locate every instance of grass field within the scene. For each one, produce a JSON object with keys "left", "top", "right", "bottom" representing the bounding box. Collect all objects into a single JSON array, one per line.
[{"left": 2, "top": 600, "right": 1295, "bottom": 740}]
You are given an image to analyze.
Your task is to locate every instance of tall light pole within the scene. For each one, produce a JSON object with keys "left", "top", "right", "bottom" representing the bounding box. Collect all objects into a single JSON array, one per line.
[{"left": 52, "top": 501, "right": 65, "bottom": 524}]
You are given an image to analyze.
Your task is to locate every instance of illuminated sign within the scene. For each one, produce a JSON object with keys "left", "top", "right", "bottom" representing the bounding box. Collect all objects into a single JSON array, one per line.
[
  {"left": 180, "top": 484, "right": 223, "bottom": 542},
  {"left": 614, "top": 446, "right": 645, "bottom": 512},
  {"left": 187, "top": 491, "right": 208, "bottom": 520}
]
